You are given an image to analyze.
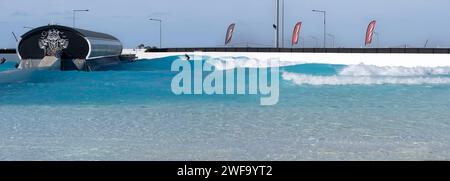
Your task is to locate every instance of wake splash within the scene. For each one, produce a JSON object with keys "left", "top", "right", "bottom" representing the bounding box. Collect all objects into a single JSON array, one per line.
[{"left": 283, "top": 65, "right": 450, "bottom": 86}]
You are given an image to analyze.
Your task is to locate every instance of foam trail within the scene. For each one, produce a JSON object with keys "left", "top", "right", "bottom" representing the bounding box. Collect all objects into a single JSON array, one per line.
[
  {"left": 283, "top": 72, "right": 450, "bottom": 85},
  {"left": 340, "top": 64, "right": 450, "bottom": 76},
  {"left": 283, "top": 64, "right": 450, "bottom": 85}
]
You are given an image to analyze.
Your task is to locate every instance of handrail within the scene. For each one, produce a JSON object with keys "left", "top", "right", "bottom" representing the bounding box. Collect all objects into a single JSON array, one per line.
[
  {"left": 0, "top": 49, "right": 16, "bottom": 54},
  {"left": 145, "top": 47, "right": 450, "bottom": 54}
]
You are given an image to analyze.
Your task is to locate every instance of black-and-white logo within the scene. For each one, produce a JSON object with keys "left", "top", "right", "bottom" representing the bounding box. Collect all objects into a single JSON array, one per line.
[{"left": 38, "top": 29, "right": 69, "bottom": 57}]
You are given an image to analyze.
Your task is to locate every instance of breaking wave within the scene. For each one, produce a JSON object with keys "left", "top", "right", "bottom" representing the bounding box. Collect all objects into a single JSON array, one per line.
[
  {"left": 199, "top": 56, "right": 450, "bottom": 85},
  {"left": 201, "top": 56, "right": 450, "bottom": 85},
  {"left": 339, "top": 64, "right": 450, "bottom": 76},
  {"left": 283, "top": 64, "right": 450, "bottom": 85},
  {"left": 282, "top": 72, "right": 450, "bottom": 85},
  {"left": 204, "top": 56, "right": 301, "bottom": 70}
]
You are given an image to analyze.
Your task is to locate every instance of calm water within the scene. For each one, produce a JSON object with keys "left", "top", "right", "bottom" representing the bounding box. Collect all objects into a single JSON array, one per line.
[{"left": 1, "top": 56, "right": 450, "bottom": 160}]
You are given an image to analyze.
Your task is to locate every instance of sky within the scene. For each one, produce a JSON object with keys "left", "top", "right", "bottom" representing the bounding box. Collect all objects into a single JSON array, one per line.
[{"left": 1, "top": 0, "right": 450, "bottom": 48}]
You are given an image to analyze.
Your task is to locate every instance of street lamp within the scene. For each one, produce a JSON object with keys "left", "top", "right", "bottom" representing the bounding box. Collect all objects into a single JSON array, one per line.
[
  {"left": 273, "top": 24, "right": 278, "bottom": 47},
  {"left": 274, "top": 0, "right": 286, "bottom": 48},
  {"left": 275, "top": 0, "right": 280, "bottom": 48},
  {"left": 149, "top": 18, "right": 162, "bottom": 48},
  {"left": 308, "top": 36, "right": 319, "bottom": 48},
  {"left": 23, "top": 26, "right": 34, "bottom": 30},
  {"left": 73, "top": 9, "right": 89, "bottom": 28},
  {"left": 12, "top": 32, "right": 18, "bottom": 42},
  {"left": 281, "top": 0, "right": 285, "bottom": 48},
  {"left": 312, "top": 9, "right": 326, "bottom": 48},
  {"left": 374, "top": 32, "right": 380, "bottom": 48},
  {"left": 326, "top": 33, "right": 335, "bottom": 48},
  {"left": 299, "top": 36, "right": 305, "bottom": 48}
]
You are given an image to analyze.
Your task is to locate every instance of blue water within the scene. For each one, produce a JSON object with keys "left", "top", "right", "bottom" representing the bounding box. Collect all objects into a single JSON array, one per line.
[{"left": 1, "top": 57, "right": 450, "bottom": 160}]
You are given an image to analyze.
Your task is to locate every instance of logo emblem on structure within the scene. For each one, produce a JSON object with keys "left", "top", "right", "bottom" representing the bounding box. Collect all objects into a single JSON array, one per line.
[{"left": 38, "top": 29, "right": 69, "bottom": 57}]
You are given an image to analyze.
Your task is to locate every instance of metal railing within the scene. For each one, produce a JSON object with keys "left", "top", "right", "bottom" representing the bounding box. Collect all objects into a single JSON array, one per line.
[
  {"left": 0, "top": 49, "right": 16, "bottom": 54},
  {"left": 4, "top": 48, "right": 450, "bottom": 55},
  {"left": 145, "top": 47, "right": 450, "bottom": 54}
]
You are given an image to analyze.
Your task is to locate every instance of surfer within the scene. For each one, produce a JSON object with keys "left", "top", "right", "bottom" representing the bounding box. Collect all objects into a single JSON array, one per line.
[
  {"left": 185, "top": 54, "right": 191, "bottom": 61},
  {"left": 0, "top": 57, "right": 6, "bottom": 64}
]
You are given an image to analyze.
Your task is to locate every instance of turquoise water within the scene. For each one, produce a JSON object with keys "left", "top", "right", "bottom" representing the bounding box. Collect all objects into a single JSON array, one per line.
[{"left": 1, "top": 57, "right": 450, "bottom": 160}]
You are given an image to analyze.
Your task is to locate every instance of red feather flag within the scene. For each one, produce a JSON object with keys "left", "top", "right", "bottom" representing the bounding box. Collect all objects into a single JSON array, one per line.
[
  {"left": 365, "top": 20, "right": 376, "bottom": 47},
  {"left": 225, "top": 23, "right": 235, "bottom": 45},
  {"left": 292, "top": 22, "right": 302, "bottom": 46}
]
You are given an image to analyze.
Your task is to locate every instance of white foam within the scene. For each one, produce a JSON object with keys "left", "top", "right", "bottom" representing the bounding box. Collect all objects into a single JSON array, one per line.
[
  {"left": 136, "top": 52, "right": 450, "bottom": 68},
  {"left": 282, "top": 72, "right": 450, "bottom": 86},
  {"left": 340, "top": 64, "right": 450, "bottom": 77},
  {"left": 204, "top": 56, "right": 300, "bottom": 70},
  {"left": 283, "top": 64, "right": 450, "bottom": 86}
]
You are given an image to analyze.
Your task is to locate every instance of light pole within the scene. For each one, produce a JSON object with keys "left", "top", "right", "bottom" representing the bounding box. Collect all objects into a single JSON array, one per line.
[
  {"left": 273, "top": 24, "right": 278, "bottom": 47},
  {"left": 326, "top": 33, "right": 335, "bottom": 48},
  {"left": 283, "top": 38, "right": 292, "bottom": 48},
  {"left": 149, "top": 18, "right": 162, "bottom": 48},
  {"left": 281, "top": 0, "right": 285, "bottom": 48},
  {"left": 12, "top": 32, "right": 18, "bottom": 42},
  {"left": 23, "top": 26, "right": 34, "bottom": 30},
  {"left": 308, "top": 36, "right": 319, "bottom": 48},
  {"left": 312, "top": 9, "right": 326, "bottom": 48},
  {"left": 273, "top": 0, "right": 286, "bottom": 48},
  {"left": 73, "top": 9, "right": 89, "bottom": 28},
  {"left": 374, "top": 32, "right": 380, "bottom": 48},
  {"left": 299, "top": 36, "right": 305, "bottom": 48},
  {"left": 276, "top": 0, "right": 280, "bottom": 48}
]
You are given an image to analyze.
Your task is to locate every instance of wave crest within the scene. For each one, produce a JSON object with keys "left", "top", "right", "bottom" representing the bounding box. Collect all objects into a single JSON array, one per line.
[
  {"left": 283, "top": 65, "right": 450, "bottom": 85},
  {"left": 282, "top": 72, "right": 450, "bottom": 85},
  {"left": 205, "top": 56, "right": 300, "bottom": 70},
  {"left": 339, "top": 64, "right": 450, "bottom": 77}
]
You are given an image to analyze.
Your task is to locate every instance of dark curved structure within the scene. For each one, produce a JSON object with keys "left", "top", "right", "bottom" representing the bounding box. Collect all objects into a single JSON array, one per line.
[{"left": 17, "top": 25, "right": 123, "bottom": 71}]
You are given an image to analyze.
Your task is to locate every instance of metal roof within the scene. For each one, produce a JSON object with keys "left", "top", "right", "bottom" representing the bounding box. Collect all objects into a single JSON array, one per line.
[{"left": 21, "top": 25, "right": 119, "bottom": 40}]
